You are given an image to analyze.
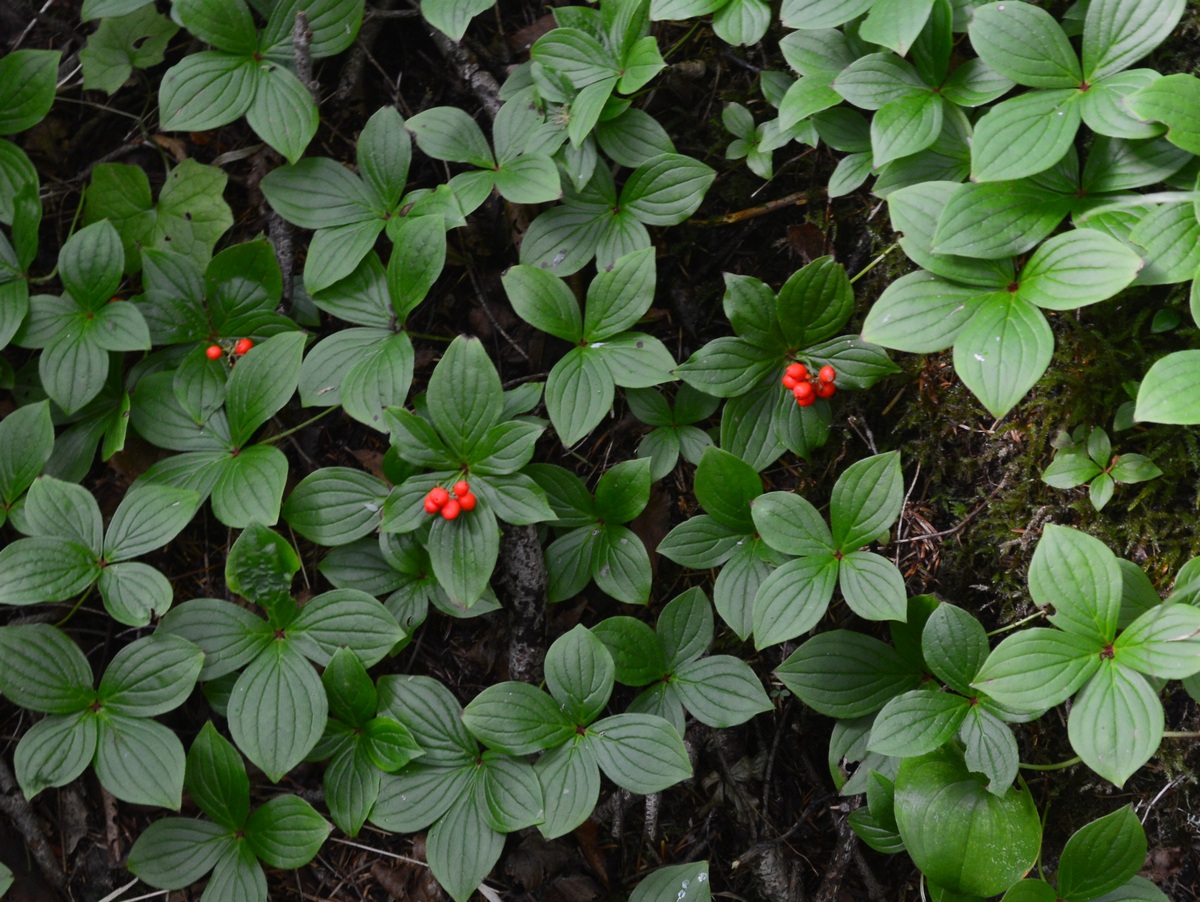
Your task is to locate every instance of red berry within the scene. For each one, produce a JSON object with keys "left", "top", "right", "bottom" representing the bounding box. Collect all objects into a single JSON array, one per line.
[
  {"left": 441, "top": 499, "right": 461, "bottom": 520},
  {"left": 205, "top": 345, "right": 223, "bottom": 360},
  {"left": 424, "top": 497, "right": 441, "bottom": 514},
  {"left": 458, "top": 491, "right": 477, "bottom": 511},
  {"left": 815, "top": 380, "right": 836, "bottom": 399},
  {"left": 234, "top": 338, "right": 254, "bottom": 355},
  {"left": 453, "top": 480, "right": 470, "bottom": 497},
  {"left": 786, "top": 362, "right": 807, "bottom": 380},
  {"left": 818, "top": 365, "right": 836, "bottom": 384},
  {"left": 792, "top": 381, "right": 815, "bottom": 402},
  {"left": 797, "top": 394, "right": 816, "bottom": 407},
  {"left": 781, "top": 374, "right": 799, "bottom": 390},
  {"left": 428, "top": 487, "right": 449, "bottom": 508}
]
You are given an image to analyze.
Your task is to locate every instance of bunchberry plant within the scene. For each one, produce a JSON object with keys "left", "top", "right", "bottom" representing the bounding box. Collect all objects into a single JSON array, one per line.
[
  {"left": 1042, "top": 425, "right": 1162, "bottom": 510},
  {"left": 0, "top": 400, "right": 53, "bottom": 526},
  {"left": 0, "top": 476, "right": 198, "bottom": 625},
  {"left": 0, "top": 625, "right": 202, "bottom": 807},
  {"left": 127, "top": 722, "right": 331, "bottom": 902},
  {"left": 159, "top": 523, "right": 403, "bottom": 781},
  {"left": 626, "top": 383, "right": 719, "bottom": 479}
]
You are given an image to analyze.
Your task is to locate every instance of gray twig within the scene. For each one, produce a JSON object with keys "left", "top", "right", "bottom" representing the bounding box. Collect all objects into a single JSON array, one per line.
[{"left": 0, "top": 757, "right": 68, "bottom": 891}]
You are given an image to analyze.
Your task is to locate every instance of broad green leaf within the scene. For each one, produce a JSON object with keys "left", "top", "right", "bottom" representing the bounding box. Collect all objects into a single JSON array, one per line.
[
  {"left": 1082, "top": 0, "right": 1185, "bottom": 82},
  {"left": 973, "top": 628, "right": 1101, "bottom": 710},
  {"left": 830, "top": 451, "right": 903, "bottom": 552},
  {"left": 535, "top": 738, "right": 600, "bottom": 839},
  {"left": 868, "top": 689, "right": 970, "bottom": 757},
  {"left": 1059, "top": 806, "right": 1148, "bottom": 899},
  {"left": 952, "top": 293, "right": 1053, "bottom": 419},
  {"left": 386, "top": 214, "right": 445, "bottom": 321},
  {"left": 1113, "top": 603, "right": 1200, "bottom": 679},
  {"left": 861, "top": 271, "right": 985, "bottom": 353},
  {"left": 0, "top": 624, "right": 94, "bottom": 713},
  {"left": 960, "top": 706, "right": 1019, "bottom": 793},
  {"left": 591, "top": 617, "right": 667, "bottom": 686},
  {"left": 1126, "top": 74, "right": 1200, "bottom": 155},
  {"left": 922, "top": 604, "right": 989, "bottom": 695},
  {"left": 104, "top": 482, "right": 198, "bottom": 561},
  {"left": 126, "top": 818, "right": 232, "bottom": 890},
  {"left": 657, "top": 514, "right": 744, "bottom": 569},
  {"left": 210, "top": 444, "right": 290, "bottom": 528},
  {"left": 14, "top": 709, "right": 98, "bottom": 799},
  {"left": 776, "top": 630, "right": 922, "bottom": 718},
  {"left": 894, "top": 746, "right": 1041, "bottom": 897},
  {"left": 1068, "top": 661, "right": 1161, "bottom": 786},
  {"left": 546, "top": 347, "right": 615, "bottom": 446},
  {"left": 673, "top": 655, "right": 772, "bottom": 727},
  {"left": 427, "top": 791, "right": 504, "bottom": 902},
  {"left": 839, "top": 551, "right": 908, "bottom": 622},
  {"left": 97, "top": 633, "right": 203, "bottom": 716},
  {"left": 595, "top": 107, "right": 675, "bottom": 168},
  {"left": 658, "top": 588, "right": 714, "bottom": 668},
  {"left": 462, "top": 682, "right": 574, "bottom": 754},
  {"left": 202, "top": 840, "right": 267, "bottom": 902},
  {"left": 0, "top": 400, "right": 54, "bottom": 504},
  {"left": 872, "top": 91, "right": 944, "bottom": 166},
  {"left": 501, "top": 265, "right": 583, "bottom": 342},
  {"left": 94, "top": 714, "right": 186, "bottom": 808},
  {"left": 303, "top": 220, "right": 385, "bottom": 295},
  {"left": 594, "top": 523, "right": 652, "bottom": 605},
  {"left": 157, "top": 598, "right": 275, "bottom": 681},
  {"left": 245, "top": 795, "right": 331, "bottom": 868},
  {"left": 1019, "top": 229, "right": 1141, "bottom": 309},
  {"left": 630, "top": 861, "right": 712, "bottom": 902},
  {"left": 751, "top": 491, "right": 834, "bottom": 557},
  {"left": 227, "top": 638, "right": 328, "bottom": 782},
  {"left": 372, "top": 764, "right": 471, "bottom": 832},
  {"left": 775, "top": 256, "right": 854, "bottom": 349},
  {"left": 479, "top": 752, "right": 544, "bottom": 832},
  {"left": 81, "top": 6, "right": 179, "bottom": 94},
  {"left": 969, "top": 2, "right": 1082, "bottom": 88},
  {"left": 260, "top": 0, "right": 364, "bottom": 59},
  {"left": 245, "top": 63, "right": 318, "bottom": 164},
  {"left": 0, "top": 50, "right": 61, "bottom": 134},
  {"left": 585, "top": 246, "right": 656, "bottom": 341},
  {"left": 971, "top": 89, "right": 1081, "bottom": 182},
  {"left": 186, "top": 722, "right": 251, "bottom": 829},
  {"left": 226, "top": 332, "right": 306, "bottom": 447},
  {"left": 426, "top": 335, "right": 503, "bottom": 458},
  {"left": 1134, "top": 350, "right": 1200, "bottom": 424},
  {"left": 173, "top": 0, "right": 257, "bottom": 54},
  {"left": 780, "top": 0, "right": 873, "bottom": 29},
  {"left": 676, "top": 336, "right": 777, "bottom": 398},
  {"left": 834, "top": 53, "right": 926, "bottom": 111},
  {"left": 694, "top": 446, "right": 761, "bottom": 532},
  {"left": 752, "top": 555, "right": 839, "bottom": 649},
  {"left": 261, "top": 159, "right": 378, "bottom": 230},
  {"left": 406, "top": 106, "right": 494, "bottom": 168},
  {"left": 587, "top": 713, "right": 691, "bottom": 792},
  {"left": 159, "top": 52, "right": 256, "bottom": 132},
  {"left": 289, "top": 588, "right": 405, "bottom": 667},
  {"left": 282, "top": 468, "right": 387, "bottom": 546},
  {"left": 933, "top": 181, "right": 1070, "bottom": 259},
  {"left": 426, "top": 500, "right": 500, "bottom": 606},
  {"left": 421, "top": 0, "right": 495, "bottom": 40},
  {"left": 545, "top": 624, "right": 615, "bottom": 723},
  {"left": 621, "top": 153, "right": 715, "bottom": 226},
  {"left": 319, "top": 745, "right": 376, "bottom": 836},
  {"left": 377, "top": 674, "right": 477, "bottom": 765},
  {"left": 0, "top": 537, "right": 99, "bottom": 605},
  {"left": 599, "top": 332, "right": 679, "bottom": 389},
  {"left": 1029, "top": 524, "right": 1121, "bottom": 644},
  {"left": 594, "top": 458, "right": 651, "bottom": 525},
  {"left": 322, "top": 648, "right": 377, "bottom": 727},
  {"left": 860, "top": 0, "right": 934, "bottom": 56},
  {"left": 713, "top": 539, "right": 775, "bottom": 641}
]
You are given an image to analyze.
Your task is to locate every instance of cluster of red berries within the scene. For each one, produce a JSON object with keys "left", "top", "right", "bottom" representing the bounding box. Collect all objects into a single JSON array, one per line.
[
  {"left": 205, "top": 338, "right": 254, "bottom": 360},
  {"left": 423, "top": 480, "right": 477, "bottom": 520},
  {"left": 781, "top": 362, "right": 836, "bottom": 407}
]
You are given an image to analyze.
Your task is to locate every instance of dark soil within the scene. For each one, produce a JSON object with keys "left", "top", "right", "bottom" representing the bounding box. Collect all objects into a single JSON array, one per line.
[{"left": 3, "top": 1, "right": 1200, "bottom": 900}]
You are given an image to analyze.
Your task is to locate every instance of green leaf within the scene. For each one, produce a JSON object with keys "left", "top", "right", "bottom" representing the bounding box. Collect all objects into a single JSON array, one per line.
[
  {"left": 545, "top": 624, "right": 615, "bottom": 723},
  {"left": 127, "top": 818, "right": 232, "bottom": 890},
  {"left": 479, "top": 752, "right": 545, "bottom": 832},
  {"left": 387, "top": 217, "right": 444, "bottom": 320},
  {"left": 595, "top": 108, "right": 675, "bottom": 168},
  {"left": 621, "top": 153, "right": 715, "bottom": 226},
  {"left": 321, "top": 648, "right": 377, "bottom": 727},
  {"left": 1082, "top": 0, "right": 1185, "bottom": 83},
  {"left": 594, "top": 458, "right": 651, "bottom": 524},
  {"left": 261, "top": 159, "right": 377, "bottom": 230},
  {"left": 933, "top": 181, "right": 1071, "bottom": 260},
  {"left": 923, "top": 604, "right": 990, "bottom": 695},
  {"left": 776, "top": 630, "right": 922, "bottom": 718},
  {"left": 675, "top": 336, "right": 777, "bottom": 398},
  {"left": 630, "top": 862, "right": 712, "bottom": 902},
  {"left": 868, "top": 689, "right": 970, "bottom": 757},
  {"left": 1059, "top": 806, "right": 1148, "bottom": 899},
  {"left": 245, "top": 63, "right": 318, "bottom": 164},
  {"left": 713, "top": 539, "right": 774, "bottom": 640},
  {"left": 0, "top": 536, "right": 99, "bottom": 605},
  {"left": 593, "top": 523, "right": 652, "bottom": 604},
  {"left": 657, "top": 514, "right": 744, "bottom": 569},
  {"left": 157, "top": 598, "right": 274, "bottom": 681},
  {"left": 377, "top": 674, "right": 476, "bottom": 765},
  {"left": 14, "top": 709, "right": 98, "bottom": 799},
  {"left": 780, "top": 0, "right": 872, "bottom": 29},
  {"left": 859, "top": 0, "right": 934, "bottom": 56},
  {"left": 673, "top": 655, "right": 771, "bottom": 727},
  {"left": 96, "top": 561, "right": 170, "bottom": 626},
  {"left": 872, "top": 92, "right": 944, "bottom": 166},
  {"left": 894, "top": 746, "right": 1041, "bottom": 897},
  {"left": 426, "top": 791, "right": 504, "bottom": 902},
  {"left": 971, "top": 90, "right": 1081, "bottom": 182},
  {"left": 321, "top": 744, "right": 377, "bottom": 836},
  {"left": 260, "top": 0, "right": 364, "bottom": 59},
  {"left": 226, "top": 332, "right": 306, "bottom": 447},
  {"left": 245, "top": 795, "right": 331, "bottom": 868},
  {"left": 0, "top": 624, "right": 94, "bottom": 713},
  {"left": 0, "top": 50, "right": 61, "bottom": 134},
  {"left": 282, "top": 468, "right": 387, "bottom": 546},
  {"left": 585, "top": 246, "right": 656, "bottom": 340},
  {"left": 426, "top": 501, "right": 500, "bottom": 607},
  {"left": 751, "top": 491, "right": 834, "bottom": 557},
  {"left": 1110, "top": 453, "right": 1162, "bottom": 485},
  {"left": 226, "top": 521, "right": 300, "bottom": 611},
  {"left": 961, "top": 706, "right": 1019, "bottom": 793},
  {"left": 97, "top": 633, "right": 203, "bottom": 716},
  {"left": 289, "top": 588, "right": 405, "bottom": 667},
  {"left": 1068, "top": 661, "right": 1161, "bottom": 786},
  {"left": 0, "top": 400, "right": 54, "bottom": 505},
  {"left": 186, "top": 722, "right": 251, "bottom": 829},
  {"left": 420, "top": 0, "right": 495, "bottom": 39},
  {"left": 80, "top": 6, "right": 179, "bottom": 94},
  {"left": 501, "top": 264, "right": 583, "bottom": 342},
  {"left": 227, "top": 639, "right": 328, "bottom": 782},
  {"left": 1113, "top": 603, "right": 1200, "bottom": 679},
  {"left": 1029, "top": 524, "right": 1121, "bottom": 644},
  {"left": 830, "top": 451, "right": 903, "bottom": 552},
  {"left": 839, "top": 551, "right": 908, "bottom": 622},
  {"left": 426, "top": 335, "right": 504, "bottom": 458},
  {"left": 775, "top": 257, "right": 854, "bottom": 349},
  {"left": 1135, "top": 350, "right": 1200, "bottom": 424},
  {"left": 211, "top": 445, "right": 290, "bottom": 529},
  {"left": 968, "top": 2, "right": 1082, "bottom": 88},
  {"left": 953, "top": 293, "right": 1053, "bottom": 419},
  {"left": 659, "top": 588, "right": 714, "bottom": 668},
  {"left": 546, "top": 347, "right": 615, "bottom": 445},
  {"left": 203, "top": 840, "right": 267, "bottom": 902},
  {"left": 694, "top": 446, "right": 762, "bottom": 532},
  {"left": 406, "top": 106, "right": 495, "bottom": 168},
  {"left": 861, "top": 271, "right": 985, "bottom": 354},
  {"left": 104, "top": 482, "right": 198, "bottom": 561},
  {"left": 159, "top": 51, "right": 256, "bottom": 132},
  {"left": 59, "top": 220, "right": 123, "bottom": 309},
  {"left": 462, "top": 682, "right": 574, "bottom": 755},
  {"left": 973, "top": 628, "right": 1101, "bottom": 710},
  {"left": 1019, "top": 229, "right": 1142, "bottom": 309},
  {"left": 752, "top": 555, "right": 839, "bottom": 649},
  {"left": 1126, "top": 74, "right": 1200, "bottom": 155},
  {"left": 94, "top": 714, "right": 186, "bottom": 808},
  {"left": 173, "top": 0, "right": 257, "bottom": 54},
  {"left": 834, "top": 53, "right": 926, "bottom": 111},
  {"left": 587, "top": 713, "right": 691, "bottom": 792},
  {"left": 592, "top": 617, "right": 667, "bottom": 686}
]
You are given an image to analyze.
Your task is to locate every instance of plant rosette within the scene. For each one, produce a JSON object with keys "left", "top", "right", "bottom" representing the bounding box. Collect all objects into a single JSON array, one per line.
[
  {"left": 379, "top": 335, "right": 555, "bottom": 607},
  {"left": 1043, "top": 424, "right": 1162, "bottom": 510}
]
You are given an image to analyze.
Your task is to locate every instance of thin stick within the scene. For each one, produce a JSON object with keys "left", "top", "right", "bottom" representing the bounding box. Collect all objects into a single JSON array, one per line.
[{"left": 694, "top": 189, "right": 823, "bottom": 226}]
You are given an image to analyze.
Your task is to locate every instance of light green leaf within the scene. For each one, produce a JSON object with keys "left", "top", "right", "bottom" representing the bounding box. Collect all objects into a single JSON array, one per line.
[
  {"left": 621, "top": 153, "right": 715, "bottom": 226},
  {"left": 830, "top": 451, "right": 903, "bottom": 553},
  {"left": 868, "top": 688, "right": 970, "bottom": 757},
  {"left": 426, "top": 500, "right": 500, "bottom": 607},
  {"left": 872, "top": 92, "right": 943, "bottom": 166},
  {"left": 0, "top": 537, "right": 98, "bottom": 605},
  {"left": 282, "top": 468, "right": 387, "bottom": 546},
  {"left": 971, "top": 89, "right": 1081, "bottom": 182},
  {"left": 1018, "top": 229, "right": 1141, "bottom": 310},
  {"left": 1068, "top": 661, "right": 1161, "bottom": 787},
  {"left": 1126, "top": 74, "right": 1200, "bottom": 155},
  {"left": 952, "top": 293, "right": 1053, "bottom": 419},
  {"left": 406, "top": 106, "right": 494, "bottom": 168},
  {"left": 933, "top": 181, "right": 1071, "bottom": 260},
  {"left": 587, "top": 713, "right": 691, "bottom": 793},
  {"left": 420, "top": 0, "right": 495, "bottom": 39},
  {"left": 95, "top": 714, "right": 186, "bottom": 808},
  {"left": 462, "top": 682, "right": 574, "bottom": 755},
  {"left": 14, "top": 710, "right": 98, "bottom": 799},
  {"left": 80, "top": 6, "right": 179, "bottom": 94},
  {"left": 1135, "top": 350, "right": 1200, "bottom": 424},
  {"left": 501, "top": 265, "right": 583, "bottom": 342},
  {"left": 546, "top": 347, "right": 615, "bottom": 446},
  {"left": 1029, "top": 524, "right": 1122, "bottom": 644},
  {"left": 210, "top": 445, "right": 289, "bottom": 528},
  {"left": 0, "top": 624, "right": 94, "bottom": 713},
  {"left": 545, "top": 624, "right": 615, "bottom": 723},
  {"left": 673, "top": 655, "right": 772, "bottom": 727},
  {"left": 0, "top": 49, "right": 61, "bottom": 134},
  {"left": 973, "top": 628, "right": 1101, "bottom": 710},
  {"left": 839, "top": 551, "right": 908, "bottom": 622},
  {"left": 968, "top": 2, "right": 1082, "bottom": 88},
  {"left": 752, "top": 555, "right": 839, "bottom": 649},
  {"left": 289, "top": 588, "right": 404, "bottom": 667},
  {"left": 1082, "top": 0, "right": 1185, "bottom": 82},
  {"left": 246, "top": 63, "right": 318, "bottom": 165},
  {"left": 159, "top": 51, "right": 256, "bottom": 132},
  {"left": 1113, "top": 603, "right": 1200, "bottom": 679},
  {"left": 776, "top": 630, "right": 922, "bottom": 718},
  {"left": 126, "top": 818, "right": 231, "bottom": 890},
  {"left": 261, "top": 158, "right": 378, "bottom": 229}
]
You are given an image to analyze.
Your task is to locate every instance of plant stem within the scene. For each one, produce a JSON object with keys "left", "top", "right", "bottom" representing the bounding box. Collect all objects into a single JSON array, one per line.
[
  {"left": 1020, "top": 756, "right": 1081, "bottom": 772},
  {"left": 1162, "top": 730, "right": 1200, "bottom": 738},
  {"left": 55, "top": 583, "right": 95, "bottom": 628},
  {"left": 849, "top": 243, "right": 897, "bottom": 284},
  {"left": 987, "top": 609, "right": 1045, "bottom": 636},
  {"left": 260, "top": 407, "right": 339, "bottom": 445}
]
